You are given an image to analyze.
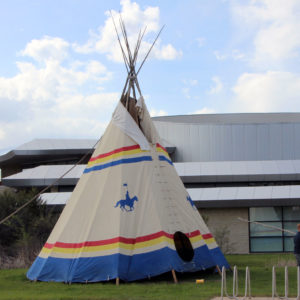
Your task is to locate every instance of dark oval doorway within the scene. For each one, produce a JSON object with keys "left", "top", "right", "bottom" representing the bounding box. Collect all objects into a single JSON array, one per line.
[{"left": 173, "top": 231, "right": 194, "bottom": 262}]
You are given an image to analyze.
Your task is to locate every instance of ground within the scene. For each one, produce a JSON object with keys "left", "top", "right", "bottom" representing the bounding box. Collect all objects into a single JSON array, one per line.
[{"left": 0, "top": 254, "right": 298, "bottom": 300}]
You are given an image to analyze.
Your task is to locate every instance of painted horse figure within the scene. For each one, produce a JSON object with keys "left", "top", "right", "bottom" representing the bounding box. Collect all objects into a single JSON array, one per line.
[{"left": 115, "top": 190, "right": 138, "bottom": 212}]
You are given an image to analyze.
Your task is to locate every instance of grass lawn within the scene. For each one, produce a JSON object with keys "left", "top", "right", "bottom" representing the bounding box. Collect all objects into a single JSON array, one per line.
[{"left": 0, "top": 253, "right": 298, "bottom": 300}]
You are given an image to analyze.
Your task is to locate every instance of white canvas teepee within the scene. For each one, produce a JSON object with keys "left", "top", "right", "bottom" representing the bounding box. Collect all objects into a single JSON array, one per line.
[{"left": 27, "top": 18, "right": 229, "bottom": 283}]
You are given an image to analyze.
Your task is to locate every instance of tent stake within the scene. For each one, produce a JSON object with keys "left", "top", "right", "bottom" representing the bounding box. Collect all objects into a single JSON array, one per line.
[
  {"left": 216, "top": 265, "right": 222, "bottom": 277},
  {"left": 171, "top": 269, "right": 178, "bottom": 284}
]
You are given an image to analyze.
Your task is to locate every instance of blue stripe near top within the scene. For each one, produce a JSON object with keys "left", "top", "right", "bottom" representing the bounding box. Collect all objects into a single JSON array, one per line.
[
  {"left": 84, "top": 156, "right": 153, "bottom": 174},
  {"left": 27, "top": 245, "right": 229, "bottom": 283},
  {"left": 158, "top": 155, "right": 173, "bottom": 165}
]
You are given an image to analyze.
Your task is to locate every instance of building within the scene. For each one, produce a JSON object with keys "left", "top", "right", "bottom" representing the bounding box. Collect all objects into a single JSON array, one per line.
[{"left": 1, "top": 112, "right": 300, "bottom": 254}]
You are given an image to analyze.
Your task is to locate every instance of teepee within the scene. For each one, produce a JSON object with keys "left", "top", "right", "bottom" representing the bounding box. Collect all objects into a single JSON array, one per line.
[{"left": 27, "top": 17, "right": 229, "bottom": 283}]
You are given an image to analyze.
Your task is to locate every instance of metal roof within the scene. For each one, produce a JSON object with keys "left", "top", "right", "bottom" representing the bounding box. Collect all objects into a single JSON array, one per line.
[
  {"left": 40, "top": 185, "right": 300, "bottom": 207},
  {"left": 188, "top": 185, "right": 300, "bottom": 208},
  {"left": 40, "top": 192, "right": 73, "bottom": 205},
  {"left": 15, "top": 138, "right": 98, "bottom": 151},
  {"left": 153, "top": 112, "right": 300, "bottom": 125},
  {"left": 3, "top": 159, "right": 300, "bottom": 187},
  {"left": 178, "top": 160, "right": 300, "bottom": 183},
  {"left": 0, "top": 138, "right": 175, "bottom": 167},
  {"left": 0, "top": 139, "right": 97, "bottom": 167},
  {"left": 2, "top": 165, "right": 86, "bottom": 186}
]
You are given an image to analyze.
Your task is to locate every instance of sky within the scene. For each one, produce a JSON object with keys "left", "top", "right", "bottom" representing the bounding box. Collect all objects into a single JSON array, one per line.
[{"left": 1, "top": 0, "right": 300, "bottom": 154}]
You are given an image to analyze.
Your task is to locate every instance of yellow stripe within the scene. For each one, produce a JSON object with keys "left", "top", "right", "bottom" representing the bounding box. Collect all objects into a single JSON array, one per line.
[
  {"left": 41, "top": 235, "right": 214, "bottom": 256},
  {"left": 87, "top": 149, "right": 147, "bottom": 167},
  {"left": 156, "top": 147, "right": 170, "bottom": 158},
  {"left": 88, "top": 146, "right": 168, "bottom": 168},
  {"left": 204, "top": 238, "right": 216, "bottom": 245},
  {"left": 41, "top": 236, "right": 173, "bottom": 255},
  {"left": 190, "top": 235, "right": 203, "bottom": 243}
]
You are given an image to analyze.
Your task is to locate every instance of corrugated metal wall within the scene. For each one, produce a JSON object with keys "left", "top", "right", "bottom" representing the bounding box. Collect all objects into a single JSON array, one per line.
[{"left": 154, "top": 121, "right": 300, "bottom": 162}]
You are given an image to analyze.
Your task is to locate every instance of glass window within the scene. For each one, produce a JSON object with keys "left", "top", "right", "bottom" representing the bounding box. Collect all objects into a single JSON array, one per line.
[
  {"left": 249, "top": 206, "right": 300, "bottom": 253},
  {"left": 284, "top": 237, "right": 294, "bottom": 252},
  {"left": 250, "top": 222, "right": 282, "bottom": 237},
  {"left": 250, "top": 237, "right": 283, "bottom": 252},
  {"left": 250, "top": 207, "right": 282, "bottom": 221},
  {"left": 283, "top": 221, "right": 299, "bottom": 236},
  {"left": 283, "top": 207, "right": 300, "bottom": 220}
]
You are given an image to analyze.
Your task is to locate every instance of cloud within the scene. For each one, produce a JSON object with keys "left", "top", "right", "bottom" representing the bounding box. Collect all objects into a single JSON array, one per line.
[
  {"left": 190, "top": 79, "right": 198, "bottom": 86},
  {"left": 0, "top": 128, "right": 5, "bottom": 140},
  {"left": 196, "top": 37, "right": 205, "bottom": 48},
  {"left": 208, "top": 76, "right": 223, "bottom": 94},
  {"left": 181, "top": 87, "right": 191, "bottom": 99},
  {"left": 0, "top": 59, "right": 111, "bottom": 103},
  {"left": 183, "top": 79, "right": 198, "bottom": 86},
  {"left": 0, "top": 36, "right": 118, "bottom": 151},
  {"left": 214, "top": 51, "right": 227, "bottom": 61},
  {"left": 193, "top": 107, "right": 216, "bottom": 114},
  {"left": 231, "top": 0, "right": 300, "bottom": 67},
  {"left": 0, "top": 91, "right": 119, "bottom": 151},
  {"left": 223, "top": 1, "right": 300, "bottom": 113},
  {"left": 20, "top": 36, "right": 69, "bottom": 63},
  {"left": 232, "top": 49, "right": 246, "bottom": 60},
  {"left": 0, "top": 35, "right": 111, "bottom": 103},
  {"left": 213, "top": 49, "right": 245, "bottom": 62},
  {"left": 0, "top": 1, "right": 182, "bottom": 153},
  {"left": 149, "top": 108, "right": 167, "bottom": 117},
  {"left": 181, "top": 79, "right": 199, "bottom": 99},
  {"left": 231, "top": 71, "right": 300, "bottom": 112},
  {"left": 153, "top": 43, "right": 182, "bottom": 60},
  {"left": 73, "top": 0, "right": 181, "bottom": 62}
]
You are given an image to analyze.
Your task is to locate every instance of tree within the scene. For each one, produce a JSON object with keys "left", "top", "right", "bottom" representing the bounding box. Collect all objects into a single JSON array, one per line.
[{"left": 0, "top": 189, "right": 60, "bottom": 267}]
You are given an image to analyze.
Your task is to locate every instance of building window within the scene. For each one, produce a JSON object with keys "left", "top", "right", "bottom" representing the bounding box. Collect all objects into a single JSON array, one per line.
[{"left": 249, "top": 207, "right": 300, "bottom": 253}]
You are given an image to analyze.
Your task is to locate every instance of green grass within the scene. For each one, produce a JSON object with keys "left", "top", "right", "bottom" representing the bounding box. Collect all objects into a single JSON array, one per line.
[
  {"left": 226, "top": 253, "right": 298, "bottom": 297},
  {"left": 0, "top": 254, "right": 298, "bottom": 300}
]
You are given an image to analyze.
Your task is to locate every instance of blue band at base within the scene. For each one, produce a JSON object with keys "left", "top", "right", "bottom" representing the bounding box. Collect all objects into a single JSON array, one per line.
[{"left": 27, "top": 245, "right": 229, "bottom": 283}]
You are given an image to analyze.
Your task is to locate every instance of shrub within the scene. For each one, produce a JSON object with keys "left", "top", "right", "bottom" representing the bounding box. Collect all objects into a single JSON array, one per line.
[{"left": 0, "top": 189, "right": 60, "bottom": 268}]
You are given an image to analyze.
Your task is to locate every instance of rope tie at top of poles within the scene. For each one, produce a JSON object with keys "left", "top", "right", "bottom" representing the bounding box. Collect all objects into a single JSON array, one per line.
[{"left": 129, "top": 73, "right": 136, "bottom": 80}]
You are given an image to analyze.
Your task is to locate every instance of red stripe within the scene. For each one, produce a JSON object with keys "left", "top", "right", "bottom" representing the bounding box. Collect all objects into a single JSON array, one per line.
[
  {"left": 202, "top": 233, "right": 213, "bottom": 239},
  {"left": 89, "top": 145, "right": 141, "bottom": 162},
  {"left": 44, "top": 230, "right": 204, "bottom": 249},
  {"left": 188, "top": 230, "right": 201, "bottom": 238},
  {"left": 156, "top": 143, "right": 167, "bottom": 153},
  {"left": 89, "top": 144, "right": 167, "bottom": 163}
]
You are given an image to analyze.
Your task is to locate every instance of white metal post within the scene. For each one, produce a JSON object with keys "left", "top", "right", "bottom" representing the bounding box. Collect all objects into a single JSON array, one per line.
[
  {"left": 221, "top": 266, "right": 225, "bottom": 300},
  {"left": 220, "top": 265, "right": 252, "bottom": 300},
  {"left": 244, "top": 266, "right": 251, "bottom": 299},
  {"left": 284, "top": 266, "right": 288, "bottom": 300},
  {"left": 233, "top": 266, "right": 238, "bottom": 298},
  {"left": 272, "top": 266, "right": 276, "bottom": 300},
  {"left": 297, "top": 266, "right": 300, "bottom": 300}
]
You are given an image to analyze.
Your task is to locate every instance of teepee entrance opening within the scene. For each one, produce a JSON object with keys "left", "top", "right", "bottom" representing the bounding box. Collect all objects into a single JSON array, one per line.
[{"left": 173, "top": 231, "right": 195, "bottom": 262}]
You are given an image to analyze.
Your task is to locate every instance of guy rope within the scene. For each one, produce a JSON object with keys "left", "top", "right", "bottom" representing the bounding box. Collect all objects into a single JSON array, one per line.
[{"left": 238, "top": 217, "right": 296, "bottom": 235}]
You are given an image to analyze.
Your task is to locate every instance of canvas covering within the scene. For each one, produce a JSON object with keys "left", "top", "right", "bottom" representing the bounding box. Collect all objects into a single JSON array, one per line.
[{"left": 27, "top": 99, "right": 229, "bottom": 282}]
